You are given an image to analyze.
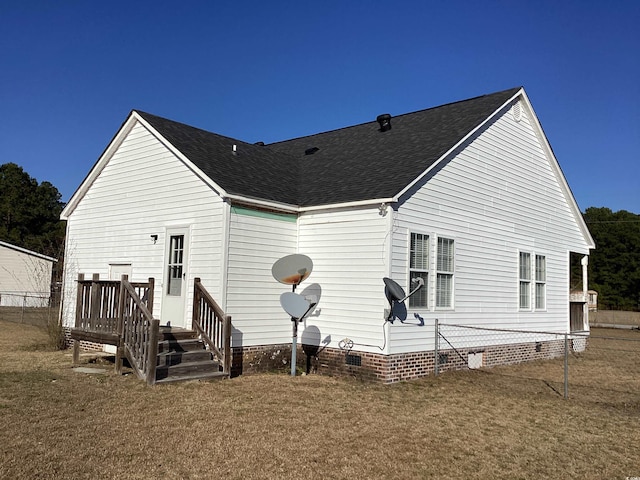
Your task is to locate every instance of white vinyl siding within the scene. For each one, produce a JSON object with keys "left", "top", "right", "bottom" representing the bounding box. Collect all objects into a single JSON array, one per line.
[
  {"left": 226, "top": 209, "right": 298, "bottom": 347},
  {"left": 0, "top": 243, "right": 54, "bottom": 307},
  {"left": 519, "top": 252, "right": 531, "bottom": 309},
  {"left": 298, "top": 207, "right": 389, "bottom": 354},
  {"left": 61, "top": 121, "right": 225, "bottom": 329},
  {"left": 409, "top": 233, "right": 429, "bottom": 308},
  {"left": 436, "top": 237, "right": 454, "bottom": 308},
  {"left": 389, "top": 99, "right": 592, "bottom": 354}
]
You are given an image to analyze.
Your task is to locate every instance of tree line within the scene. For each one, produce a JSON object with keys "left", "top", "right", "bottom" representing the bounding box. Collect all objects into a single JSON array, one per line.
[
  {"left": 1, "top": 163, "right": 638, "bottom": 310},
  {"left": 583, "top": 207, "right": 640, "bottom": 311},
  {"left": 0, "top": 163, "right": 65, "bottom": 260}
]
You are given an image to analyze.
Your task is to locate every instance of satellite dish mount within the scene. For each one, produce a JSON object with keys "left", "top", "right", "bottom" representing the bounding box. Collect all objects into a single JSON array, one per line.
[{"left": 272, "top": 254, "right": 315, "bottom": 376}]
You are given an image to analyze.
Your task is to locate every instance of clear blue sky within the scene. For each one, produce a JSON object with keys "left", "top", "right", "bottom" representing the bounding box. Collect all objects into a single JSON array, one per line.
[{"left": 1, "top": 1, "right": 638, "bottom": 213}]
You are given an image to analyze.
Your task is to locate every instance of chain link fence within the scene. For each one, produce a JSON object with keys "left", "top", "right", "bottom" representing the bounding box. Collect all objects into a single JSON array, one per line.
[
  {"left": 0, "top": 291, "right": 61, "bottom": 327},
  {"left": 436, "top": 321, "right": 640, "bottom": 402}
]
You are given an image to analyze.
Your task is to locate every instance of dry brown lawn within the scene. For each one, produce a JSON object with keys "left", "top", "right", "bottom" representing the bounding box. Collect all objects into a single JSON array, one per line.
[{"left": 1, "top": 320, "right": 639, "bottom": 479}]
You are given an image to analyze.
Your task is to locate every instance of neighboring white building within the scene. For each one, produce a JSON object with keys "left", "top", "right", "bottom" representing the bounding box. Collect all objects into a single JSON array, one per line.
[
  {"left": 0, "top": 240, "right": 56, "bottom": 307},
  {"left": 60, "top": 87, "right": 595, "bottom": 382}
]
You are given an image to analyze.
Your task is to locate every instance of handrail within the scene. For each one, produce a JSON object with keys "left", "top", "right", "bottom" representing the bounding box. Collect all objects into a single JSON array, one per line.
[
  {"left": 192, "top": 278, "right": 232, "bottom": 375},
  {"left": 121, "top": 280, "right": 159, "bottom": 385},
  {"left": 73, "top": 273, "right": 158, "bottom": 384}
]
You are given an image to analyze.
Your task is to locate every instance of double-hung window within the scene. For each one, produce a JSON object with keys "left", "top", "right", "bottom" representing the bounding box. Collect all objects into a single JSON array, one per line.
[
  {"left": 436, "top": 237, "right": 454, "bottom": 308},
  {"left": 409, "top": 233, "right": 429, "bottom": 308},
  {"left": 519, "top": 252, "right": 531, "bottom": 309},
  {"left": 535, "top": 255, "right": 546, "bottom": 309}
]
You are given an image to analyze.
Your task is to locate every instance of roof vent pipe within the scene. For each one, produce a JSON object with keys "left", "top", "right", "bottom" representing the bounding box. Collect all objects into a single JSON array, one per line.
[{"left": 377, "top": 114, "right": 392, "bottom": 132}]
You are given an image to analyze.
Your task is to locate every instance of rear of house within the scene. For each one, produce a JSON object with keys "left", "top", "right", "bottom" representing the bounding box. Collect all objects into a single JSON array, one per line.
[{"left": 60, "top": 87, "right": 594, "bottom": 382}]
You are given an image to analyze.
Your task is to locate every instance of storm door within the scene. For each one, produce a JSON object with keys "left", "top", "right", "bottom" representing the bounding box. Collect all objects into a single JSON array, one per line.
[{"left": 161, "top": 228, "right": 189, "bottom": 327}]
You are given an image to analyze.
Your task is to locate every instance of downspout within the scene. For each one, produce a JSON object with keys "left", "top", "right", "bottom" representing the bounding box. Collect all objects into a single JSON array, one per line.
[{"left": 220, "top": 200, "right": 231, "bottom": 315}]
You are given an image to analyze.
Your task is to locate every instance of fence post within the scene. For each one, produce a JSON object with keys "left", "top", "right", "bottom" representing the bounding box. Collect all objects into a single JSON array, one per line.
[
  {"left": 564, "top": 333, "right": 569, "bottom": 399},
  {"left": 434, "top": 318, "right": 439, "bottom": 376}
]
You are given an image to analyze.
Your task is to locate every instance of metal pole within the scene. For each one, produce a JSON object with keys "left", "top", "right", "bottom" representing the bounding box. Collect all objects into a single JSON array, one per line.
[
  {"left": 291, "top": 319, "right": 298, "bottom": 376},
  {"left": 434, "top": 318, "right": 439, "bottom": 376},
  {"left": 564, "top": 333, "right": 569, "bottom": 399},
  {"left": 291, "top": 282, "right": 298, "bottom": 377}
]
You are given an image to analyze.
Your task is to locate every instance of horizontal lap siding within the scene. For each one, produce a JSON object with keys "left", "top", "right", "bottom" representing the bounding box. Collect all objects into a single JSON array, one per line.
[
  {"left": 0, "top": 246, "right": 53, "bottom": 305},
  {"left": 298, "top": 208, "right": 390, "bottom": 354},
  {"left": 62, "top": 121, "right": 224, "bottom": 328},
  {"left": 389, "top": 105, "right": 590, "bottom": 354},
  {"left": 226, "top": 211, "right": 298, "bottom": 347}
]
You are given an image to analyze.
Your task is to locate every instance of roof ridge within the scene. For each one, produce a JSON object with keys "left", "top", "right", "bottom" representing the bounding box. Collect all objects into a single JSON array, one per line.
[{"left": 267, "top": 86, "right": 522, "bottom": 146}]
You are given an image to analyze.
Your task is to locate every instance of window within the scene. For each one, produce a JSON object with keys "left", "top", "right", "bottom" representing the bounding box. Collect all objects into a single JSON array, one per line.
[
  {"left": 535, "top": 255, "right": 546, "bottom": 309},
  {"left": 436, "top": 237, "right": 454, "bottom": 308},
  {"left": 409, "top": 233, "right": 429, "bottom": 308},
  {"left": 167, "top": 235, "right": 184, "bottom": 296},
  {"left": 519, "top": 252, "right": 531, "bottom": 309}
]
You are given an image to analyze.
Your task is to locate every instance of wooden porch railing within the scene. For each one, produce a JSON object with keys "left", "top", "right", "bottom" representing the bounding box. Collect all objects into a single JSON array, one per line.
[
  {"left": 72, "top": 273, "right": 159, "bottom": 385},
  {"left": 192, "top": 277, "right": 232, "bottom": 375},
  {"left": 120, "top": 280, "right": 159, "bottom": 385}
]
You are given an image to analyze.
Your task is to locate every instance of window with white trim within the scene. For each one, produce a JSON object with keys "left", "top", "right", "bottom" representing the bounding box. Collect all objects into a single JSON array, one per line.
[
  {"left": 436, "top": 237, "right": 454, "bottom": 308},
  {"left": 409, "top": 232, "right": 429, "bottom": 308},
  {"left": 519, "top": 252, "right": 531, "bottom": 309},
  {"left": 535, "top": 255, "right": 546, "bottom": 309}
]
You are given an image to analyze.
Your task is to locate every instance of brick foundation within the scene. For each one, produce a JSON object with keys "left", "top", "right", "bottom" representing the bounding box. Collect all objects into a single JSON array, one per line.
[
  {"left": 233, "top": 337, "right": 579, "bottom": 383},
  {"left": 63, "top": 327, "right": 105, "bottom": 353}
]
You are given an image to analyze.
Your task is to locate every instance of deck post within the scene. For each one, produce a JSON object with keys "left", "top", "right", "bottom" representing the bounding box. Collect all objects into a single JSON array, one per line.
[
  {"left": 73, "top": 339, "right": 80, "bottom": 365},
  {"left": 192, "top": 278, "right": 201, "bottom": 331},
  {"left": 147, "top": 278, "right": 155, "bottom": 315},
  {"left": 90, "top": 273, "right": 100, "bottom": 331},
  {"left": 223, "top": 314, "right": 232, "bottom": 375},
  {"left": 75, "top": 273, "right": 85, "bottom": 329},
  {"left": 146, "top": 319, "right": 160, "bottom": 386}
]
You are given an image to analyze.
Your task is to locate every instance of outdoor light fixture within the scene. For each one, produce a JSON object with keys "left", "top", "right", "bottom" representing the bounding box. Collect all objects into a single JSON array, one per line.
[{"left": 150, "top": 234, "right": 158, "bottom": 244}]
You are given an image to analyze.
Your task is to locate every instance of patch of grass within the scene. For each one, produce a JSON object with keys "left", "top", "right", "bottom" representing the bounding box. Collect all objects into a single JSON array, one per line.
[{"left": 1, "top": 320, "right": 639, "bottom": 479}]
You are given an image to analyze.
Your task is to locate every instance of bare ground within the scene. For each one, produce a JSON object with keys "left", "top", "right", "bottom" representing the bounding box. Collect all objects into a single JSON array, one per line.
[{"left": 1, "top": 320, "right": 638, "bottom": 479}]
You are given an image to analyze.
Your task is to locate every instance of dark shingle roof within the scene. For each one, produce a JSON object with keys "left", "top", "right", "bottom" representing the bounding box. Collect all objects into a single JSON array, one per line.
[
  {"left": 136, "top": 111, "right": 300, "bottom": 204},
  {"left": 137, "top": 87, "right": 521, "bottom": 208}
]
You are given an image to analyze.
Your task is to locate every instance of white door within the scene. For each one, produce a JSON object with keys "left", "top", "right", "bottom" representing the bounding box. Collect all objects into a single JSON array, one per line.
[{"left": 161, "top": 228, "right": 189, "bottom": 327}]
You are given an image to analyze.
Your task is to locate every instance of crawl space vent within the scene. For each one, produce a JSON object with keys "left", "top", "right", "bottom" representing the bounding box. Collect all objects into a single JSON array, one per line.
[{"left": 345, "top": 354, "right": 362, "bottom": 366}]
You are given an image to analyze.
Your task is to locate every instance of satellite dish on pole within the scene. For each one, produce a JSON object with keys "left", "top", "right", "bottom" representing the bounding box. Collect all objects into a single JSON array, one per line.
[
  {"left": 280, "top": 292, "right": 315, "bottom": 320},
  {"left": 272, "top": 254, "right": 313, "bottom": 286},
  {"left": 273, "top": 254, "right": 315, "bottom": 377}
]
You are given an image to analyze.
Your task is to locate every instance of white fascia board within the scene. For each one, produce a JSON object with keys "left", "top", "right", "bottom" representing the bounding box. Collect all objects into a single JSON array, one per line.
[
  {"left": 298, "top": 197, "right": 397, "bottom": 213},
  {"left": 0, "top": 240, "right": 57, "bottom": 262},
  {"left": 518, "top": 90, "right": 596, "bottom": 250},
  {"left": 223, "top": 194, "right": 396, "bottom": 214},
  {"left": 60, "top": 111, "right": 230, "bottom": 220},
  {"left": 221, "top": 193, "right": 299, "bottom": 213},
  {"left": 395, "top": 89, "right": 523, "bottom": 202},
  {"left": 132, "top": 112, "right": 229, "bottom": 199}
]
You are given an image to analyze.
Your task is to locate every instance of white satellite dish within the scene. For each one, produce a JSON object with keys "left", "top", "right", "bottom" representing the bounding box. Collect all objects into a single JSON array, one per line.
[
  {"left": 280, "top": 292, "right": 314, "bottom": 320},
  {"left": 272, "top": 254, "right": 316, "bottom": 377},
  {"left": 299, "top": 283, "right": 321, "bottom": 316},
  {"left": 272, "top": 254, "right": 313, "bottom": 286}
]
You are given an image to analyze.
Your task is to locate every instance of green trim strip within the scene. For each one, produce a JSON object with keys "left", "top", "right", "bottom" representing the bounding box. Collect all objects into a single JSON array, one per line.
[{"left": 231, "top": 206, "right": 297, "bottom": 223}]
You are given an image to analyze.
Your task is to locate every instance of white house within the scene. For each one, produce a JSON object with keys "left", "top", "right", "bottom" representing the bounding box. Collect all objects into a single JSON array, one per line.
[
  {"left": 60, "top": 87, "right": 594, "bottom": 382},
  {"left": 0, "top": 240, "right": 56, "bottom": 307}
]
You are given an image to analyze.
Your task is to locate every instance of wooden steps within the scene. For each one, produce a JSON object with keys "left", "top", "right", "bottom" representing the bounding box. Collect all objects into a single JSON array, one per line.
[{"left": 154, "top": 326, "right": 227, "bottom": 384}]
